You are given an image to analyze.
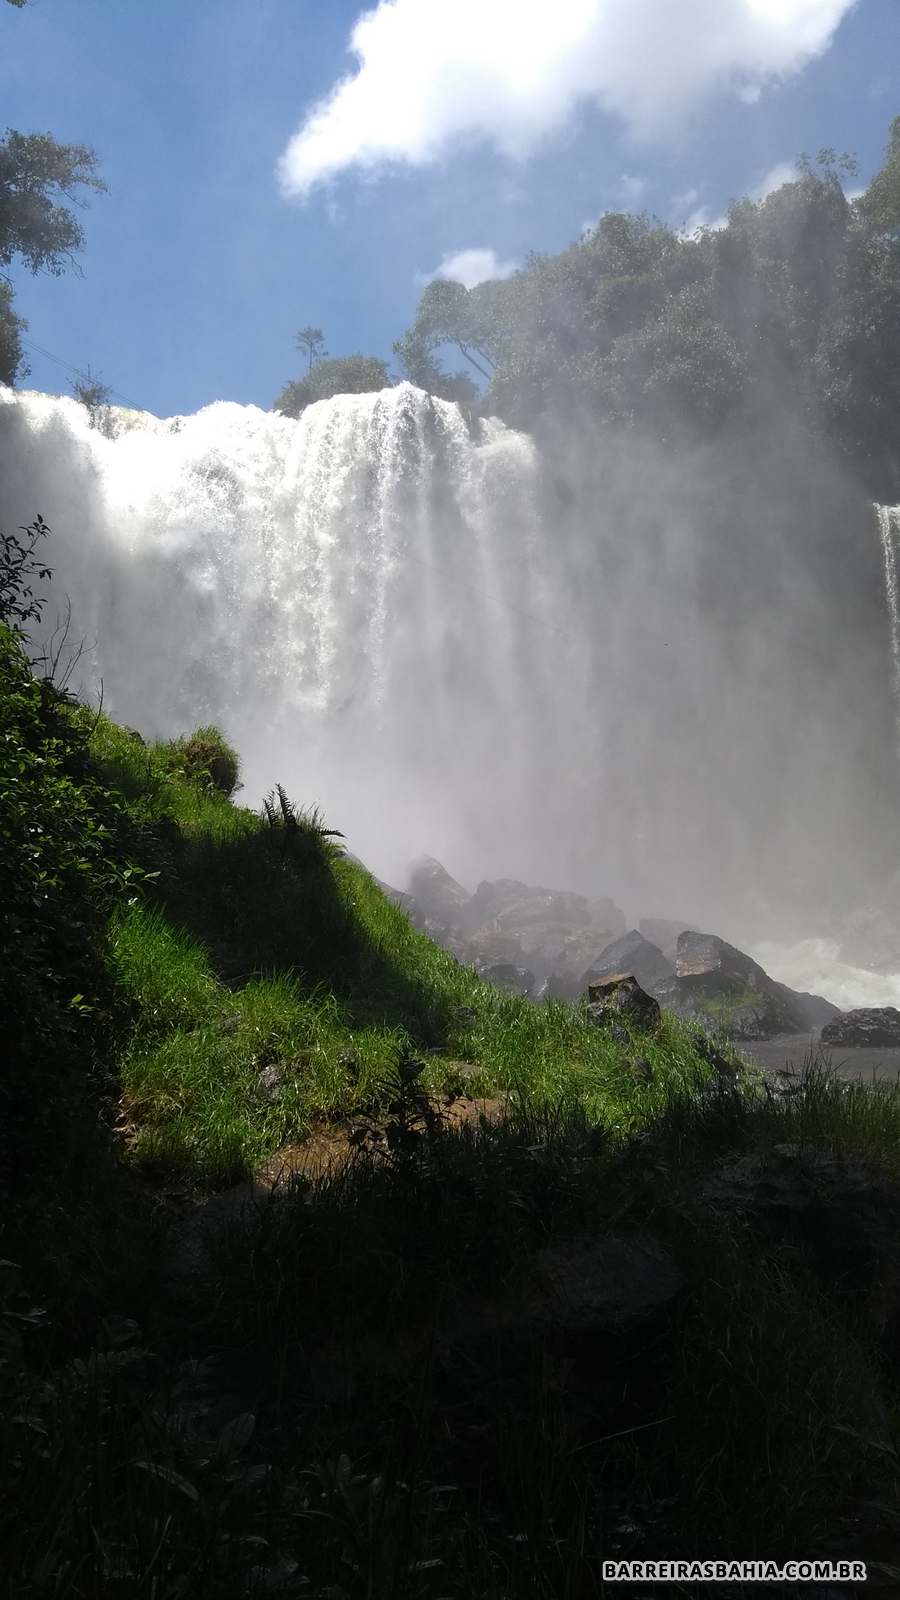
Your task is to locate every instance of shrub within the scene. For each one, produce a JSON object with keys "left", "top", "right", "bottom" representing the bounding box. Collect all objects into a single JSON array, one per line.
[{"left": 164, "top": 725, "right": 240, "bottom": 798}]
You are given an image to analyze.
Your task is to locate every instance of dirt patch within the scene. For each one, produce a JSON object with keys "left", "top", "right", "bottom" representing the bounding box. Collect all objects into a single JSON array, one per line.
[{"left": 258, "top": 1088, "right": 508, "bottom": 1187}]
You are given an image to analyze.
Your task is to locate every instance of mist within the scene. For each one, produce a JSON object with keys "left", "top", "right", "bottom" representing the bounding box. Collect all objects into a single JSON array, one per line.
[{"left": 1, "top": 379, "right": 896, "bottom": 976}]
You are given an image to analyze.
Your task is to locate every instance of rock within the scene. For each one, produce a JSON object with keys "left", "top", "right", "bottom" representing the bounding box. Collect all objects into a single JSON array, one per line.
[
  {"left": 675, "top": 930, "right": 766, "bottom": 987},
  {"left": 468, "top": 879, "right": 592, "bottom": 932},
  {"left": 535, "top": 1232, "right": 684, "bottom": 1333},
  {"left": 785, "top": 989, "right": 841, "bottom": 1030},
  {"left": 661, "top": 931, "right": 832, "bottom": 1040},
  {"left": 587, "top": 974, "right": 661, "bottom": 1033},
  {"left": 256, "top": 1062, "right": 285, "bottom": 1102},
  {"left": 821, "top": 1007, "right": 900, "bottom": 1047},
  {"left": 465, "top": 925, "right": 528, "bottom": 968},
  {"left": 407, "top": 856, "right": 472, "bottom": 930},
  {"left": 582, "top": 930, "right": 674, "bottom": 996},
  {"left": 628, "top": 1056, "right": 654, "bottom": 1084},
  {"left": 480, "top": 961, "right": 535, "bottom": 997},
  {"left": 588, "top": 897, "right": 628, "bottom": 942}
]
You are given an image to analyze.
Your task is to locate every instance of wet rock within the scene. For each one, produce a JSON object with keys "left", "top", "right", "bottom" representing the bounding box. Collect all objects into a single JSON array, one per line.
[
  {"left": 661, "top": 931, "right": 832, "bottom": 1039},
  {"left": 469, "top": 880, "right": 593, "bottom": 932},
  {"left": 256, "top": 1062, "right": 285, "bottom": 1102},
  {"left": 587, "top": 974, "right": 661, "bottom": 1033},
  {"left": 408, "top": 856, "right": 472, "bottom": 928},
  {"left": 588, "top": 897, "right": 628, "bottom": 942},
  {"left": 821, "top": 1007, "right": 900, "bottom": 1047},
  {"left": 480, "top": 961, "right": 535, "bottom": 996},
  {"left": 582, "top": 930, "right": 674, "bottom": 995}
]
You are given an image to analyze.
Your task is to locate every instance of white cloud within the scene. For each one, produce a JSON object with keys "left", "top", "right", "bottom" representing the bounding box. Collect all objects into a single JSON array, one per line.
[
  {"left": 277, "top": 0, "right": 857, "bottom": 197},
  {"left": 420, "top": 247, "right": 520, "bottom": 289},
  {"left": 738, "top": 82, "right": 762, "bottom": 103},
  {"left": 750, "top": 159, "right": 799, "bottom": 199},
  {"left": 680, "top": 204, "right": 727, "bottom": 235}
]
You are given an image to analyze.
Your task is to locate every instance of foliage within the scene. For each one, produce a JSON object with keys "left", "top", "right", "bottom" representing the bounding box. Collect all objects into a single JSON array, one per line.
[
  {"left": 0, "top": 124, "right": 106, "bottom": 383},
  {"left": 0, "top": 512, "right": 51, "bottom": 630},
  {"left": 163, "top": 724, "right": 241, "bottom": 798},
  {"left": 397, "top": 116, "right": 900, "bottom": 492},
  {"left": 71, "top": 363, "right": 113, "bottom": 428},
  {"left": 273, "top": 353, "right": 391, "bottom": 417},
  {"left": 0, "top": 621, "right": 142, "bottom": 1117},
  {"left": 0, "top": 275, "right": 25, "bottom": 381},
  {"left": 295, "top": 323, "right": 326, "bottom": 373}
]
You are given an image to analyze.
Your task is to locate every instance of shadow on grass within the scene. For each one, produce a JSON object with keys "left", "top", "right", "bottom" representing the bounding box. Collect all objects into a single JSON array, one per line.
[{"left": 156, "top": 822, "right": 465, "bottom": 1045}]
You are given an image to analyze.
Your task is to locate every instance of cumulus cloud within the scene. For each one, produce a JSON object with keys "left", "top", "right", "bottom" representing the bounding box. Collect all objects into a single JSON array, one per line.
[
  {"left": 750, "top": 159, "right": 799, "bottom": 199},
  {"left": 420, "top": 246, "right": 520, "bottom": 289},
  {"left": 277, "top": 0, "right": 857, "bottom": 196}
]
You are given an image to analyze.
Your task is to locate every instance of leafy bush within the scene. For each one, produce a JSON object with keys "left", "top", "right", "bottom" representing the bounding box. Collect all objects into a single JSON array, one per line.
[{"left": 163, "top": 724, "right": 240, "bottom": 798}]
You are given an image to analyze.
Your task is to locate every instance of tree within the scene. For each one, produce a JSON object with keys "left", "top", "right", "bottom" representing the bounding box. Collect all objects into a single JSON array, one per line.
[
  {"left": 273, "top": 353, "right": 391, "bottom": 417},
  {"left": 295, "top": 325, "right": 326, "bottom": 375},
  {"left": 857, "top": 117, "right": 900, "bottom": 236},
  {"left": 72, "top": 365, "right": 113, "bottom": 431},
  {"left": 0, "top": 128, "right": 106, "bottom": 384}
]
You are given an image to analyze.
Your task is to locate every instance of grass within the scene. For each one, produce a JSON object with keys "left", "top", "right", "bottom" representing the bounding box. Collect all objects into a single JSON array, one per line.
[{"left": 4, "top": 710, "right": 900, "bottom": 1596}]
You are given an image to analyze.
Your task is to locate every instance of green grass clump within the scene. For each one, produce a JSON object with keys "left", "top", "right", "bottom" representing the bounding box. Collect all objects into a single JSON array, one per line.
[{"left": 162, "top": 723, "right": 241, "bottom": 797}]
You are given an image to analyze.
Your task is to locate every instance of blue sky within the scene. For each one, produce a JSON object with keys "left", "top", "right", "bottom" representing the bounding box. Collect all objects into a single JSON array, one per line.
[{"left": 1, "top": 0, "right": 898, "bottom": 419}]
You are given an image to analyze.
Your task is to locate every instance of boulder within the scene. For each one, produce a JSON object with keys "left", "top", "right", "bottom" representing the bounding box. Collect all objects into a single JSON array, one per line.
[
  {"left": 821, "top": 1007, "right": 900, "bottom": 1047},
  {"left": 588, "top": 896, "right": 628, "bottom": 942},
  {"left": 469, "top": 879, "right": 593, "bottom": 932},
  {"left": 534, "top": 928, "right": 639, "bottom": 999},
  {"left": 480, "top": 961, "right": 536, "bottom": 997},
  {"left": 587, "top": 974, "right": 661, "bottom": 1033},
  {"left": 407, "top": 856, "right": 472, "bottom": 929},
  {"left": 582, "top": 929, "right": 674, "bottom": 995},
  {"left": 675, "top": 930, "right": 767, "bottom": 987},
  {"left": 661, "top": 931, "right": 833, "bottom": 1039}
]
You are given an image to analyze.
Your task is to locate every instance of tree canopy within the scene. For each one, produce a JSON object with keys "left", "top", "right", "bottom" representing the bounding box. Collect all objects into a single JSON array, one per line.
[
  {"left": 396, "top": 122, "right": 900, "bottom": 495},
  {"left": 0, "top": 127, "right": 106, "bottom": 384},
  {"left": 273, "top": 352, "right": 391, "bottom": 418}
]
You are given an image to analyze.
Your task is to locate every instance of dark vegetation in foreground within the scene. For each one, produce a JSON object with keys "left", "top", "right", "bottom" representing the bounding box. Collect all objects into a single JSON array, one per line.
[{"left": 2, "top": 533, "right": 900, "bottom": 1596}]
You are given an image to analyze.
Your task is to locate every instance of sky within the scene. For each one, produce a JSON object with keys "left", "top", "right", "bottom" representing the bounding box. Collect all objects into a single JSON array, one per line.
[{"left": 1, "top": 0, "right": 898, "bottom": 419}]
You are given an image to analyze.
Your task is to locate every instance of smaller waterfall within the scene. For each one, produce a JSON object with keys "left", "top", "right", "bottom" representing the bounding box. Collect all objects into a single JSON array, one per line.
[{"left": 877, "top": 504, "right": 900, "bottom": 759}]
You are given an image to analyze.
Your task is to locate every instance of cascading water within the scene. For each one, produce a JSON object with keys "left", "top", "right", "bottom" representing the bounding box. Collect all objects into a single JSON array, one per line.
[
  {"left": 876, "top": 504, "right": 900, "bottom": 760},
  {"left": 1, "top": 381, "right": 898, "bottom": 939},
  {"left": 0, "top": 383, "right": 576, "bottom": 887}
]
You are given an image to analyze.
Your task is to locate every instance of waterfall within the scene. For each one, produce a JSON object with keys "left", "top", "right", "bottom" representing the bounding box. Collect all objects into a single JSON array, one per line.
[
  {"left": 1, "top": 383, "right": 896, "bottom": 926},
  {"left": 0, "top": 384, "right": 573, "bottom": 886},
  {"left": 876, "top": 504, "right": 900, "bottom": 759}
]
